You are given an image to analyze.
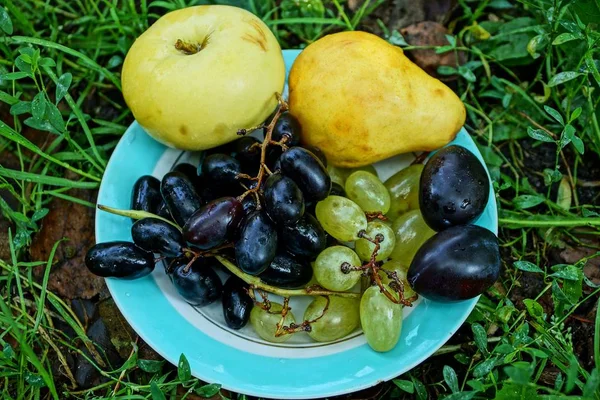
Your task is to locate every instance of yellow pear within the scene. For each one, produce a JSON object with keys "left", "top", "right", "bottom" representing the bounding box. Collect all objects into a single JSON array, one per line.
[
  {"left": 122, "top": 6, "right": 285, "bottom": 151},
  {"left": 288, "top": 31, "right": 465, "bottom": 167}
]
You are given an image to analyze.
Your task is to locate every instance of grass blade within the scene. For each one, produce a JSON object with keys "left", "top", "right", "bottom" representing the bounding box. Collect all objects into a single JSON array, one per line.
[
  {"left": 0, "top": 296, "right": 59, "bottom": 400},
  {"left": 33, "top": 239, "right": 63, "bottom": 332},
  {"left": 44, "top": 66, "right": 107, "bottom": 168},
  {"left": 0, "top": 120, "right": 102, "bottom": 181},
  {"left": 594, "top": 300, "right": 600, "bottom": 370},
  {"left": 10, "top": 36, "right": 121, "bottom": 90},
  {"left": 0, "top": 167, "right": 99, "bottom": 189},
  {"left": 264, "top": 17, "right": 347, "bottom": 27}
]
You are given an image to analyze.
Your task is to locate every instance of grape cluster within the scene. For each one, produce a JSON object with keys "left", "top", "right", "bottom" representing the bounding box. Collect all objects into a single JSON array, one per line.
[{"left": 86, "top": 96, "right": 500, "bottom": 353}]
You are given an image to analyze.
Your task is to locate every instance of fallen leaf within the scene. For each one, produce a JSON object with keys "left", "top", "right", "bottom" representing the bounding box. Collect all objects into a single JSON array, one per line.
[
  {"left": 30, "top": 173, "right": 103, "bottom": 299},
  {"left": 401, "top": 21, "right": 466, "bottom": 80}
]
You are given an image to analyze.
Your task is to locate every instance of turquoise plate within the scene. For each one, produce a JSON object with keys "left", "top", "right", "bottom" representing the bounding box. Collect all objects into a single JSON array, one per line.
[{"left": 96, "top": 49, "right": 497, "bottom": 399}]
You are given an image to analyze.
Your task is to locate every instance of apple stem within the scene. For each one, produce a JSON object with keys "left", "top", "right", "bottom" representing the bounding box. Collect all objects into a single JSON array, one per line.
[{"left": 175, "top": 39, "right": 202, "bottom": 55}]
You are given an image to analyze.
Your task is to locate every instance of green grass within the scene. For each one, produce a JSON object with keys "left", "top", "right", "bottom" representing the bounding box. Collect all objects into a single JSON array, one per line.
[{"left": 1, "top": 0, "right": 600, "bottom": 398}]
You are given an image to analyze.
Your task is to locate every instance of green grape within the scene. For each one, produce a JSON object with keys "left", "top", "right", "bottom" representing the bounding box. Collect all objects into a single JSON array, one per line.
[
  {"left": 345, "top": 171, "right": 391, "bottom": 213},
  {"left": 315, "top": 196, "right": 367, "bottom": 242},
  {"left": 327, "top": 165, "right": 378, "bottom": 187},
  {"left": 314, "top": 246, "right": 362, "bottom": 291},
  {"left": 344, "top": 165, "right": 379, "bottom": 178},
  {"left": 389, "top": 209, "right": 435, "bottom": 267},
  {"left": 384, "top": 164, "right": 424, "bottom": 221},
  {"left": 304, "top": 296, "right": 360, "bottom": 342},
  {"left": 327, "top": 165, "right": 347, "bottom": 186},
  {"left": 380, "top": 260, "right": 416, "bottom": 298},
  {"left": 250, "top": 303, "right": 295, "bottom": 343},
  {"left": 355, "top": 220, "right": 396, "bottom": 262},
  {"left": 360, "top": 285, "right": 403, "bottom": 352}
]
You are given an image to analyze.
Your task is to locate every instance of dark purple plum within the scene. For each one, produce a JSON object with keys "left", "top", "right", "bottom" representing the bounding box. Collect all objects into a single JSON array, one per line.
[
  {"left": 408, "top": 225, "right": 500, "bottom": 301},
  {"left": 420, "top": 145, "right": 489, "bottom": 231}
]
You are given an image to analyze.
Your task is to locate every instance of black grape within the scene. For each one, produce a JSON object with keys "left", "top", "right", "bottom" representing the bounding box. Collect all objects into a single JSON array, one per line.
[
  {"left": 131, "top": 218, "right": 184, "bottom": 257},
  {"left": 281, "top": 214, "right": 326, "bottom": 259},
  {"left": 171, "top": 258, "right": 222, "bottom": 307},
  {"left": 263, "top": 173, "right": 304, "bottom": 224},
  {"left": 85, "top": 241, "right": 154, "bottom": 279},
  {"left": 235, "top": 211, "right": 278, "bottom": 275},
  {"left": 222, "top": 276, "right": 253, "bottom": 329},
  {"left": 160, "top": 171, "right": 202, "bottom": 226},
  {"left": 131, "top": 175, "right": 162, "bottom": 215},
  {"left": 183, "top": 197, "right": 244, "bottom": 250},
  {"left": 271, "top": 112, "right": 301, "bottom": 146},
  {"left": 260, "top": 251, "right": 313, "bottom": 289},
  {"left": 279, "top": 147, "right": 331, "bottom": 201}
]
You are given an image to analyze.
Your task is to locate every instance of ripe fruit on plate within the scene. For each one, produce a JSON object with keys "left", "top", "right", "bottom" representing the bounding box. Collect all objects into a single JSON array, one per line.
[
  {"left": 122, "top": 5, "right": 285, "bottom": 151},
  {"left": 408, "top": 225, "right": 501, "bottom": 301},
  {"left": 289, "top": 31, "right": 466, "bottom": 167}
]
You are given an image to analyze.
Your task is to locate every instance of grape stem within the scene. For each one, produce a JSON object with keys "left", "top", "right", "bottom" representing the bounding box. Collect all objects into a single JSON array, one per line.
[
  {"left": 236, "top": 93, "right": 289, "bottom": 205},
  {"left": 248, "top": 289, "right": 272, "bottom": 311},
  {"left": 274, "top": 295, "right": 331, "bottom": 337},
  {"left": 181, "top": 243, "right": 235, "bottom": 273},
  {"left": 215, "top": 256, "right": 360, "bottom": 298},
  {"left": 411, "top": 151, "right": 430, "bottom": 165},
  {"left": 343, "top": 231, "right": 417, "bottom": 307},
  {"left": 96, "top": 204, "right": 182, "bottom": 231},
  {"left": 365, "top": 211, "right": 389, "bottom": 222}
]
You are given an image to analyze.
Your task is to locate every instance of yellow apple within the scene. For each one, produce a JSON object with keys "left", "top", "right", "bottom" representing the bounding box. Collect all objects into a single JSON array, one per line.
[{"left": 122, "top": 5, "right": 285, "bottom": 150}]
